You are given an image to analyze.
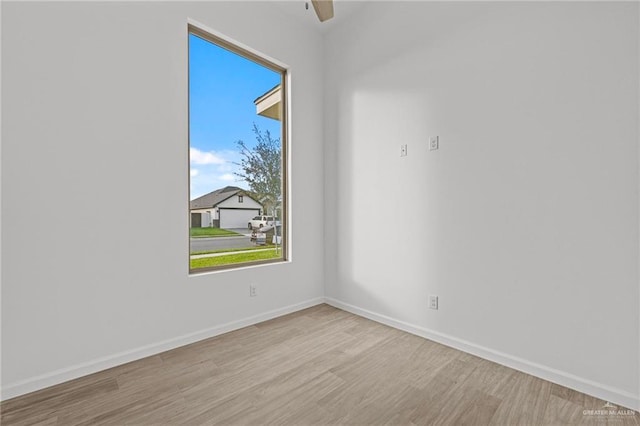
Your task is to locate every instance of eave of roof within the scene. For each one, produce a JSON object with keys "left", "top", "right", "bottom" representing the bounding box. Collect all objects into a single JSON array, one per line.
[
  {"left": 253, "top": 84, "right": 281, "bottom": 104},
  {"left": 190, "top": 186, "right": 243, "bottom": 210}
]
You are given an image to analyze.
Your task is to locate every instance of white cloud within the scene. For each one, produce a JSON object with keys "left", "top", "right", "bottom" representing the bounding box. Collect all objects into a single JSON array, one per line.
[
  {"left": 190, "top": 147, "right": 225, "bottom": 165},
  {"left": 188, "top": 147, "right": 248, "bottom": 199},
  {"left": 220, "top": 173, "right": 235, "bottom": 182}
]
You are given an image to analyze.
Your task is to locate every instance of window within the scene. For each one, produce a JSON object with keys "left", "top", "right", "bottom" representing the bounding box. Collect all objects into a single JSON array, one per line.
[{"left": 188, "top": 25, "right": 287, "bottom": 273}]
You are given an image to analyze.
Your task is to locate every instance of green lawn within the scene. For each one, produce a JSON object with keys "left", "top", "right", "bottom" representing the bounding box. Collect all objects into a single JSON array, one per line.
[
  {"left": 190, "top": 227, "right": 242, "bottom": 238},
  {"left": 190, "top": 249, "right": 282, "bottom": 269}
]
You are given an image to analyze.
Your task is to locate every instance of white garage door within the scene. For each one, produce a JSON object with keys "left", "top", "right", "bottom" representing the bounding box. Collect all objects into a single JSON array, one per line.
[{"left": 219, "top": 208, "right": 260, "bottom": 229}]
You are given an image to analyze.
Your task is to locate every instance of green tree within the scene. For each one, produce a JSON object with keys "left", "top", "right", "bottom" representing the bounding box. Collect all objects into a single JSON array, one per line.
[{"left": 234, "top": 124, "right": 281, "bottom": 215}]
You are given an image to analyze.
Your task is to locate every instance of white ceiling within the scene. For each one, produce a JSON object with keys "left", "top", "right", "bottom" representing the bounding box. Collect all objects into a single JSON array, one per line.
[{"left": 272, "top": 0, "right": 368, "bottom": 33}]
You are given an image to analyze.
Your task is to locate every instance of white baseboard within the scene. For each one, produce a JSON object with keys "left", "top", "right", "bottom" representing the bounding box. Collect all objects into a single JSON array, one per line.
[
  {"left": 1, "top": 297, "right": 324, "bottom": 401},
  {"left": 324, "top": 297, "right": 640, "bottom": 412}
]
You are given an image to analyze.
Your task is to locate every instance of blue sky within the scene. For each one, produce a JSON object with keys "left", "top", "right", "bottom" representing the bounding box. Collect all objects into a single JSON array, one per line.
[{"left": 189, "top": 33, "right": 281, "bottom": 199}]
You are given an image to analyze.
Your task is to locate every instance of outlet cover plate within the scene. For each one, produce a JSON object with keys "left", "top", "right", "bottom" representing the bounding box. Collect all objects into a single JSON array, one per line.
[
  {"left": 429, "top": 136, "right": 439, "bottom": 151},
  {"left": 429, "top": 295, "right": 438, "bottom": 310}
]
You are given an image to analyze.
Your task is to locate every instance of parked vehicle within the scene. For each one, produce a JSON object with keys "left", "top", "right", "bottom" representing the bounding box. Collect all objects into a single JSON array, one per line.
[{"left": 248, "top": 215, "right": 276, "bottom": 230}]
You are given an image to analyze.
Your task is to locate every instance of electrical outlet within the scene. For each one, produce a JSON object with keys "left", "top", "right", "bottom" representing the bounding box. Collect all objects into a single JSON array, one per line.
[
  {"left": 429, "top": 136, "right": 439, "bottom": 151},
  {"left": 249, "top": 284, "right": 257, "bottom": 297},
  {"left": 400, "top": 144, "right": 408, "bottom": 157},
  {"left": 429, "top": 295, "right": 438, "bottom": 310}
]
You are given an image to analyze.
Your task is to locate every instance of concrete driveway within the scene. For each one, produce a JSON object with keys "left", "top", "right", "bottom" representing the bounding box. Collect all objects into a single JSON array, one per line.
[{"left": 226, "top": 228, "right": 252, "bottom": 236}]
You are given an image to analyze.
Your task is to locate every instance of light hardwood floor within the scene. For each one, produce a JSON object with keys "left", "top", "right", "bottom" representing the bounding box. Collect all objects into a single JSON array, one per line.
[{"left": 2, "top": 304, "right": 638, "bottom": 425}]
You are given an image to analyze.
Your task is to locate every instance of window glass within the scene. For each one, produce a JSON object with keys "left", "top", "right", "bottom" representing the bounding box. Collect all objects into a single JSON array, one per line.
[{"left": 189, "top": 26, "right": 287, "bottom": 273}]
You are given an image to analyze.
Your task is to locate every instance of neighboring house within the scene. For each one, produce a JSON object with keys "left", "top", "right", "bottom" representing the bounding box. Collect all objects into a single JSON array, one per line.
[
  {"left": 254, "top": 84, "right": 281, "bottom": 121},
  {"left": 190, "top": 186, "right": 262, "bottom": 229}
]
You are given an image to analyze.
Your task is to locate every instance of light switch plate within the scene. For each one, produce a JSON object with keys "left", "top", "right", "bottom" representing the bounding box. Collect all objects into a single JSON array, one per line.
[{"left": 400, "top": 144, "right": 408, "bottom": 157}]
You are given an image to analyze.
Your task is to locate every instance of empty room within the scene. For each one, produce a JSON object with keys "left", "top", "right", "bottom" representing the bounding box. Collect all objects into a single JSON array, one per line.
[{"left": 1, "top": 0, "right": 639, "bottom": 425}]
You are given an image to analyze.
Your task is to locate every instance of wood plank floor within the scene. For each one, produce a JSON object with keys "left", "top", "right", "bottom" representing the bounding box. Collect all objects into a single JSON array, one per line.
[{"left": 2, "top": 304, "right": 638, "bottom": 425}]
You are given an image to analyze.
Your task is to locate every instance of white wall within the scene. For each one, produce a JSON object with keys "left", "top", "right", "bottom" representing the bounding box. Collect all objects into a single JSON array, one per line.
[
  {"left": 1, "top": 1, "right": 324, "bottom": 397},
  {"left": 323, "top": 2, "right": 639, "bottom": 408}
]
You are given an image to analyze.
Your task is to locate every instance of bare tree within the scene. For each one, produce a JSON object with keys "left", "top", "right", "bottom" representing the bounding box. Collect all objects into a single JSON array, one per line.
[{"left": 234, "top": 124, "right": 281, "bottom": 215}]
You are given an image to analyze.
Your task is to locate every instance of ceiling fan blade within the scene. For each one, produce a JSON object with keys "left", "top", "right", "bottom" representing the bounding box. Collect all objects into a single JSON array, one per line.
[{"left": 311, "top": 0, "right": 334, "bottom": 22}]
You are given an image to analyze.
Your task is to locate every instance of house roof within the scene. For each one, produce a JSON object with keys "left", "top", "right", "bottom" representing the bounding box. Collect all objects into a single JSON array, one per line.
[
  {"left": 190, "top": 186, "right": 255, "bottom": 210},
  {"left": 253, "top": 84, "right": 280, "bottom": 104},
  {"left": 254, "top": 84, "right": 281, "bottom": 121}
]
